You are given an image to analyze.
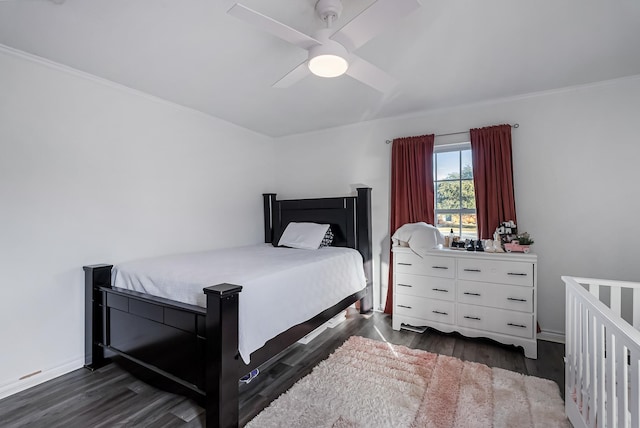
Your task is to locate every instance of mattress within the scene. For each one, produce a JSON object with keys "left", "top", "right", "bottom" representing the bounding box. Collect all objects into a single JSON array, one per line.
[{"left": 112, "top": 244, "right": 366, "bottom": 364}]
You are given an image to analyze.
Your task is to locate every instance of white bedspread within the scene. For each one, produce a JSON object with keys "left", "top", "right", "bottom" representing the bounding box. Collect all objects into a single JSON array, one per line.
[{"left": 112, "top": 244, "right": 366, "bottom": 364}]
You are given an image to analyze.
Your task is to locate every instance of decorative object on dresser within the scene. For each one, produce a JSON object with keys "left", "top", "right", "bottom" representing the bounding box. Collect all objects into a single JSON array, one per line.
[
  {"left": 494, "top": 220, "right": 518, "bottom": 247},
  {"left": 504, "top": 231, "right": 534, "bottom": 253},
  {"left": 392, "top": 246, "right": 538, "bottom": 358}
]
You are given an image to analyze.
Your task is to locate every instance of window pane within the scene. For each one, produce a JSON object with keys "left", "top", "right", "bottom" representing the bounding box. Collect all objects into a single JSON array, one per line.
[
  {"left": 436, "top": 181, "right": 460, "bottom": 209},
  {"left": 461, "top": 150, "right": 473, "bottom": 179},
  {"left": 460, "top": 214, "right": 477, "bottom": 240},
  {"left": 461, "top": 180, "right": 476, "bottom": 209},
  {"left": 436, "top": 213, "right": 460, "bottom": 236},
  {"left": 436, "top": 151, "right": 460, "bottom": 180}
]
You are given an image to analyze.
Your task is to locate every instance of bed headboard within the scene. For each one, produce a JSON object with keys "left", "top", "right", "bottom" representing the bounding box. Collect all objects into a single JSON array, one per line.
[{"left": 262, "top": 188, "right": 372, "bottom": 312}]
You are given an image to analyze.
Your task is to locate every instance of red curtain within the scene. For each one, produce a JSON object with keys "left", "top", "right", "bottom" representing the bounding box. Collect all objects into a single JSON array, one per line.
[
  {"left": 470, "top": 124, "right": 517, "bottom": 239},
  {"left": 384, "top": 134, "right": 435, "bottom": 314}
]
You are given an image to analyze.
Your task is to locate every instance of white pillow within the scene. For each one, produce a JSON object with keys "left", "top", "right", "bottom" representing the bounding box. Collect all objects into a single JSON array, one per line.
[
  {"left": 278, "top": 222, "right": 330, "bottom": 250},
  {"left": 392, "top": 222, "right": 444, "bottom": 257}
]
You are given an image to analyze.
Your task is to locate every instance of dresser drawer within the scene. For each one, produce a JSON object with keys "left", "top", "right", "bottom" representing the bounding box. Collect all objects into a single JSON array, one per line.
[
  {"left": 457, "top": 280, "right": 533, "bottom": 312},
  {"left": 395, "top": 294, "right": 455, "bottom": 325},
  {"left": 395, "top": 252, "right": 455, "bottom": 278},
  {"left": 457, "top": 258, "right": 533, "bottom": 287},
  {"left": 457, "top": 304, "right": 534, "bottom": 339},
  {"left": 395, "top": 273, "right": 455, "bottom": 301}
]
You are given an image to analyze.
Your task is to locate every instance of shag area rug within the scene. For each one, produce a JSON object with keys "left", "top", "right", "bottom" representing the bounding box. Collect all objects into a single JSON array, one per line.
[{"left": 246, "top": 336, "right": 569, "bottom": 428}]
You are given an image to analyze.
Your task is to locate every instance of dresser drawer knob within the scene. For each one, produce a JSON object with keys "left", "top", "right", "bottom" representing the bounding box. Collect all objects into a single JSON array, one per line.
[
  {"left": 398, "top": 304, "right": 412, "bottom": 309},
  {"left": 507, "top": 272, "right": 527, "bottom": 276},
  {"left": 464, "top": 315, "right": 481, "bottom": 321},
  {"left": 432, "top": 310, "right": 448, "bottom": 315},
  {"left": 507, "top": 323, "right": 527, "bottom": 328},
  {"left": 464, "top": 268, "right": 481, "bottom": 272},
  {"left": 507, "top": 297, "right": 527, "bottom": 302},
  {"left": 432, "top": 266, "right": 449, "bottom": 270},
  {"left": 398, "top": 284, "right": 413, "bottom": 288},
  {"left": 398, "top": 263, "right": 412, "bottom": 266},
  {"left": 432, "top": 288, "right": 448, "bottom": 293},
  {"left": 463, "top": 292, "right": 481, "bottom": 296}
]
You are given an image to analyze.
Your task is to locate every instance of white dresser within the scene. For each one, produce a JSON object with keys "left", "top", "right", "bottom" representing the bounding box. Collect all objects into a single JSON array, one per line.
[{"left": 392, "top": 246, "right": 538, "bottom": 358}]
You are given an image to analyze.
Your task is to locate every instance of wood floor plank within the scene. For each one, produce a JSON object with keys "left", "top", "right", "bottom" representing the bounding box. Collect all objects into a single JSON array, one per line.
[
  {"left": 168, "top": 399, "right": 205, "bottom": 423},
  {"left": 144, "top": 411, "right": 191, "bottom": 428},
  {"left": 0, "top": 310, "right": 565, "bottom": 427},
  {"left": 115, "top": 395, "right": 187, "bottom": 428}
]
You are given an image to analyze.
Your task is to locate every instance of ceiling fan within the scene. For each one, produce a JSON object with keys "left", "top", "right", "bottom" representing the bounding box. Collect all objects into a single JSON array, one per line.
[{"left": 227, "top": 0, "right": 421, "bottom": 93}]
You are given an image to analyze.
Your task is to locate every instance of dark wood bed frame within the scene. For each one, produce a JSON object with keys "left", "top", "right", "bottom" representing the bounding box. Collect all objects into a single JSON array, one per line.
[{"left": 83, "top": 188, "right": 372, "bottom": 428}]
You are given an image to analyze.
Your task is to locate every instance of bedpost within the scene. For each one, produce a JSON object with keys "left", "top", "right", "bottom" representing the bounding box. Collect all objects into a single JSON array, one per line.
[
  {"left": 263, "top": 193, "right": 277, "bottom": 244},
  {"left": 204, "top": 283, "right": 243, "bottom": 428},
  {"left": 356, "top": 187, "right": 373, "bottom": 313},
  {"left": 83, "top": 264, "right": 112, "bottom": 370}
]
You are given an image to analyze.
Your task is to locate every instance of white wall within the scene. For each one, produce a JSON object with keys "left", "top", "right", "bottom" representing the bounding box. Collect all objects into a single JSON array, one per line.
[
  {"left": 0, "top": 48, "right": 275, "bottom": 398},
  {"left": 274, "top": 76, "right": 640, "bottom": 340}
]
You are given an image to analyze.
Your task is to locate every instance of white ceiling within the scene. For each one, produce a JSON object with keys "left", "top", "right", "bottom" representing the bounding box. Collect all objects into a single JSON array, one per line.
[{"left": 1, "top": 0, "right": 639, "bottom": 137}]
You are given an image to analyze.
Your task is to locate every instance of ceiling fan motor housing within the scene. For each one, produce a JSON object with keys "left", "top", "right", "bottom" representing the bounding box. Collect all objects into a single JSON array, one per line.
[{"left": 316, "top": 0, "right": 343, "bottom": 22}]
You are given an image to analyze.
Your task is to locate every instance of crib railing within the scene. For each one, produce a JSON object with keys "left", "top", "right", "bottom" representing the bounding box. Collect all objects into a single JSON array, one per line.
[{"left": 564, "top": 276, "right": 640, "bottom": 428}]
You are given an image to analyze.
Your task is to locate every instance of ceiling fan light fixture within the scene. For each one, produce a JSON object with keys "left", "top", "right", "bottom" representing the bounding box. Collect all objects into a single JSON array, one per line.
[
  {"left": 307, "top": 40, "right": 349, "bottom": 78},
  {"left": 308, "top": 54, "right": 349, "bottom": 78}
]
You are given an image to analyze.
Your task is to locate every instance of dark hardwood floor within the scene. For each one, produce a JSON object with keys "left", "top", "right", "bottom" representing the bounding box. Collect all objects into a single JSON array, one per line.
[{"left": 0, "top": 310, "right": 565, "bottom": 427}]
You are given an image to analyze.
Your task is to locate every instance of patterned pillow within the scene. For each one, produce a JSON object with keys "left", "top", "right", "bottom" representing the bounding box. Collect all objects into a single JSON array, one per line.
[{"left": 320, "top": 226, "right": 334, "bottom": 248}]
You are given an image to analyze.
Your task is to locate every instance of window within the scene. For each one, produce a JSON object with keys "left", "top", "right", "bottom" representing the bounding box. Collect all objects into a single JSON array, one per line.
[{"left": 434, "top": 144, "right": 477, "bottom": 240}]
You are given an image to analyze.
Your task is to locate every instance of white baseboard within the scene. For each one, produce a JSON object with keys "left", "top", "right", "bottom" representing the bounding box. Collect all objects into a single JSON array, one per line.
[
  {"left": 537, "top": 329, "right": 565, "bottom": 344},
  {"left": 0, "top": 357, "right": 84, "bottom": 400}
]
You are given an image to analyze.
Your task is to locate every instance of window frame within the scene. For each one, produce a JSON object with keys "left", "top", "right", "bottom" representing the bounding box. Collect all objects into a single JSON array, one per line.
[{"left": 433, "top": 142, "right": 477, "bottom": 240}]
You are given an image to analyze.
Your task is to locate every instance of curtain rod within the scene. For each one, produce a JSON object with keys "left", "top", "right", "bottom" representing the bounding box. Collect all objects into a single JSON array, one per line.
[{"left": 385, "top": 123, "right": 519, "bottom": 144}]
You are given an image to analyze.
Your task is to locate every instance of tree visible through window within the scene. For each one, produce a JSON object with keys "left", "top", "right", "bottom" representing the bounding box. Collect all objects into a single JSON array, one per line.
[{"left": 434, "top": 146, "right": 477, "bottom": 240}]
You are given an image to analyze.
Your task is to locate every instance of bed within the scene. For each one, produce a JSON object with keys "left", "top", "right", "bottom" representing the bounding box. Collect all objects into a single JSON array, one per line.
[
  {"left": 84, "top": 188, "right": 373, "bottom": 428},
  {"left": 563, "top": 276, "right": 640, "bottom": 428}
]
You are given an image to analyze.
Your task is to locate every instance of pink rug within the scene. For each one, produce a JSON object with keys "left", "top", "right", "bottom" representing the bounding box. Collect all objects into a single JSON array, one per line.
[{"left": 246, "top": 336, "right": 569, "bottom": 428}]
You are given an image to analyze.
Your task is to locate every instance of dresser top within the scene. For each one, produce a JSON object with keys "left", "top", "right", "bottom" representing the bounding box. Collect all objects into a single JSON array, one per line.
[{"left": 392, "top": 245, "right": 538, "bottom": 263}]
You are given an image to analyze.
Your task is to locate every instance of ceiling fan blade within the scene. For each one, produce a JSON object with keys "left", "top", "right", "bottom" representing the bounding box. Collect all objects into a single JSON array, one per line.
[
  {"left": 332, "top": 0, "right": 421, "bottom": 51},
  {"left": 346, "top": 55, "right": 398, "bottom": 94},
  {"left": 272, "top": 61, "right": 311, "bottom": 88},
  {"left": 227, "top": 3, "right": 321, "bottom": 50}
]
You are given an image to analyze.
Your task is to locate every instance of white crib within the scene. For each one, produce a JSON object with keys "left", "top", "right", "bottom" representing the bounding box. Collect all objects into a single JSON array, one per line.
[{"left": 564, "top": 276, "right": 640, "bottom": 428}]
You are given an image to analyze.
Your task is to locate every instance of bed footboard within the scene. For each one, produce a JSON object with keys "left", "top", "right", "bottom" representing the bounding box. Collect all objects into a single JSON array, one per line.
[
  {"left": 564, "top": 276, "right": 640, "bottom": 428},
  {"left": 204, "top": 283, "right": 242, "bottom": 428},
  {"left": 84, "top": 264, "right": 243, "bottom": 428},
  {"left": 84, "top": 264, "right": 112, "bottom": 370}
]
